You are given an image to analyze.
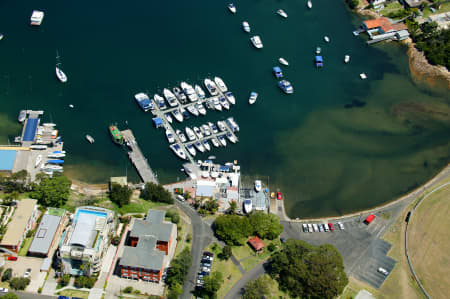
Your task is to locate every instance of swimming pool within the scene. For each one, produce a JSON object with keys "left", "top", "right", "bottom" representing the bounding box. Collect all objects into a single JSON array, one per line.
[{"left": 74, "top": 208, "right": 107, "bottom": 223}]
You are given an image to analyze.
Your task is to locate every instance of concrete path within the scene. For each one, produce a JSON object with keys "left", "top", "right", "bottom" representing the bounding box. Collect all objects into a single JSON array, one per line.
[{"left": 88, "top": 288, "right": 104, "bottom": 299}]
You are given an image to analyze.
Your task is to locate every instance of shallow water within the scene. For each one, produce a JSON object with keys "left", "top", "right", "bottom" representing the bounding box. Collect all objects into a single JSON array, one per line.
[{"left": 0, "top": 0, "right": 448, "bottom": 218}]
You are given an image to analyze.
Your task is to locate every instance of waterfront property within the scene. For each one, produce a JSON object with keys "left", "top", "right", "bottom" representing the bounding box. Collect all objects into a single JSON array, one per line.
[
  {"left": 119, "top": 209, "right": 176, "bottom": 282},
  {"left": 58, "top": 206, "right": 115, "bottom": 276},
  {"left": 0, "top": 198, "right": 38, "bottom": 253},
  {"left": 28, "top": 213, "right": 64, "bottom": 257},
  {"left": 361, "top": 17, "right": 409, "bottom": 43}
]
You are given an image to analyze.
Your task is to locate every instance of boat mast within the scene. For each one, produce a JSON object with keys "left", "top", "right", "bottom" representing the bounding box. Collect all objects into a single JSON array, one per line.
[{"left": 56, "top": 50, "right": 61, "bottom": 67}]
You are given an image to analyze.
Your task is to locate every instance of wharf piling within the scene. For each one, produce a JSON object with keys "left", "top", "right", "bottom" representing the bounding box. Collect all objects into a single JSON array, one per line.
[{"left": 121, "top": 129, "right": 158, "bottom": 184}]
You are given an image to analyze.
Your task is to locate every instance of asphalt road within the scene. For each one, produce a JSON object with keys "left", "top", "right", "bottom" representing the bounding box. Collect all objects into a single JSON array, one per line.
[
  {"left": 175, "top": 200, "right": 214, "bottom": 299},
  {"left": 224, "top": 262, "right": 265, "bottom": 299}
]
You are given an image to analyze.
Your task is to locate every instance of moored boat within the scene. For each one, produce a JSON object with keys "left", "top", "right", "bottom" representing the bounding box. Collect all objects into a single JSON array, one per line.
[
  {"left": 212, "top": 97, "right": 222, "bottom": 111},
  {"left": 201, "top": 124, "right": 211, "bottom": 136},
  {"left": 173, "top": 86, "right": 188, "bottom": 104},
  {"left": 360, "top": 73, "right": 367, "bottom": 80},
  {"left": 194, "top": 141, "right": 205, "bottom": 153},
  {"left": 181, "top": 82, "right": 198, "bottom": 102},
  {"left": 250, "top": 35, "right": 263, "bottom": 49},
  {"left": 228, "top": 3, "right": 236, "bottom": 13},
  {"left": 324, "top": 36, "right": 330, "bottom": 42},
  {"left": 164, "top": 112, "right": 173, "bottom": 123},
  {"left": 204, "top": 78, "right": 219, "bottom": 96},
  {"left": 186, "top": 105, "right": 199, "bottom": 116},
  {"left": 316, "top": 46, "right": 321, "bottom": 54},
  {"left": 176, "top": 129, "right": 187, "bottom": 143},
  {"left": 214, "top": 77, "right": 228, "bottom": 92},
  {"left": 217, "top": 121, "right": 227, "bottom": 132},
  {"left": 171, "top": 109, "right": 184, "bottom": 122},
  {"left": 56, "top": 67, "right": 67, "bottom": 83},
  {"left": 194, "top": 85, "right": 206, "bottom": 99},
  {"left": 0, "top": 33, "right": 3, "bottom": 41},
  {"left": 249, "top": 92, "right": 258, "bottom": 105},
  {"left": 242, "top": 21, "right": 250, "bottom": 33},
  {"left": 279, "top": 57, "right": 289, "bottom": 66},
  {"left": 255, "top": 180, "right": 262, "bottom": 192},
  {"left": 186, "top": 144, "right": 196, "bottom": 156},
  {"left": 163, "top": 88, "right": 179, "bottom": 107},
  {"left": 134, "top": 92, "right": 153, "bottom": 112},
  {"left": 278, "top": 80, "right": 294, "bottom": 94},
  {"left": 202, "top": 140, "right": 211, "bottom": 151},
  {"left": 30, "top": 10, "right": 44, "bottom": 26},
  {"left": 154, "top": 94, "right": 167, "bottom": 110},
  {"left": 211, "top": 138, "right": 220, "bottom": 147},
  {"left": 218, "top": 135, "right": 227, "bottom": 146},
  {"left": 307, "top": 0, "right": 312, "bottom": 9},
  {"left": 219, "top": 97, "right": 230, "bottom": 110},
  {"left": 226, "top": 117, "right": 240, "bottom": 132},
  {"left": 86, "top": 135, "right": 95, "bottom": 144},
  {"left": 170, "top": 143, "right": 187, "bottom": 160},
  {"left": 208, "top": 122, "right": 219, "bottom": 134},
  {"left": 344, "top": 55, "right": 350, "bottom": 63},
  {"left": 193, "top": 126, "right": 204, "bottom": 139},
  {"left": 315, "top": 55, "right": 323, "bottom": 68},
  {"left": 226, "top": 132, "right": 237, "bottom": 143},
  {"left": 277, "top": 9, "right": 288, "bottom": 18},
  {"left": 224, "top": 91, "right": 235, "bottom": 105},
  {"left": 18, "top": 110, "right": 27, "bottom": 122},
  {"left": 244, "top": 199, "right": 252, "bottom": 214},
  {"left": 109, "top": 125, "right": 124, "bottom": 145},
  {"left": 185, "top": 127, "right": 196, "bottom": 141},
  {"left": 30, "top": 144, "right": 47, "bottom": 150},
  {"left": 196, "top": 103, "right": 207, "bottom": 115},
  {"left": 165, "top": 128, "right": 175, "bottom": 143},
  {"left": 273, "top": 66, "right": 283, "bottom": 78}
]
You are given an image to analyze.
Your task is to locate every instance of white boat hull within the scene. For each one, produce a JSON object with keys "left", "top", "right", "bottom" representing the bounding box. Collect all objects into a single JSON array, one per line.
[{"left": 56, "top": 67, "right": 67, "bottom": 83}]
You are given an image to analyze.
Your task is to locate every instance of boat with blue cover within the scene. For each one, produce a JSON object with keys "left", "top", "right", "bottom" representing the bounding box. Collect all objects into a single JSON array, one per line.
[
  {"left": 47, "top": 159, "right": 64, "bottom": 164},
  {"left": 273, "top": 66, "right": 283, "bottom": 78},
  {"left": 278, "top": 80, "right": 294, "bottom": 94},
  {"left": 134, "top": 93, "right": 153, "bottom": 112},
  {"left": 315, "top": 55, "right": 323, "bottom": 67}
]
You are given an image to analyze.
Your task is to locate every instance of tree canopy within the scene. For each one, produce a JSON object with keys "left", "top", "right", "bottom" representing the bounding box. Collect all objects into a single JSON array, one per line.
[
  {"left": 30, "top": 174, "right": 71, "bottom": 207},
  {"left": 166, "top": 247, "right": 192, "bottom": 290},
  {"left": 110, "top": 183, "right": 132, "bottom": 207},
  {"left": 243, "top": 275, "right": 273, "bottom": 299},
  {"left": 269, "top": 239, "right": 348, "bottom": 299},
  {"left": 213, "top": 212, "right": 283, "bottom": 245},
  {"left": 197, "top": 271, "right": 223, "bottom": 299},
  {"left": 141, "top": 182, "right": 173, "bottom": 204}
]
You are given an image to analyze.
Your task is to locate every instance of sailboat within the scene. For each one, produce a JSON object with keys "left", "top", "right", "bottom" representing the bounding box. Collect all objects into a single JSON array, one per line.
[{"left": 56, "top": 51, "right": 67, "bottom": 83}]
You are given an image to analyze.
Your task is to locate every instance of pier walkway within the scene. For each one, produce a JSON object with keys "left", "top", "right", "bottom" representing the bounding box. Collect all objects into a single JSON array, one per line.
[{"left": 121, "top": 129, "right": 158, "bottom": 184}]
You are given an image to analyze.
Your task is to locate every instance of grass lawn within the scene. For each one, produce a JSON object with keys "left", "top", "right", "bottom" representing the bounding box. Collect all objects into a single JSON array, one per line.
[
  {"left": 380, "top": 1, "right": 403, "bottom": 16},
  {"left": 91, "top": 197, "right": 168, "bottom": 215},
  {"left": 206, "top": 244, "right": 242, "bottom": 299},
  {"left": 173, "top": 209, "right": 191, "bottom": 256},
  {"left": 423, "top": 2, "right": 450, "bottom": 18},
  {"left": 47, "top": 207, "right": 65, "bottom": 216},
  {"left": 232, "top": 239, "right": 281, "bottom": 272},
  {"left": 57, "top": 289, "right": 90, "bottom": 299},
  {"left": 18, "top": 237, "right": 33, "bottom": 256}
]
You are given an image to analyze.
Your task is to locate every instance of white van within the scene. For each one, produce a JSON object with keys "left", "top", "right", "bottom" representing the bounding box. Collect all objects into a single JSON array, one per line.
[{"left": 176, "top": 194, "right": 185, "bottom": 201}]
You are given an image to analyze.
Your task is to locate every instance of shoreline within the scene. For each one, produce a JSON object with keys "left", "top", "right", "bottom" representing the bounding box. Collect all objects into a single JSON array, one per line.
[{"left": 281, "top": 163, "right": 450, "bottom": 222}]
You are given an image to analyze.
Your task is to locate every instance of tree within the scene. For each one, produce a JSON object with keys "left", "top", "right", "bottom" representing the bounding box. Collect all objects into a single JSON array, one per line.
[
  {"left": 110, "top": 183, "right": 132, "bottom": 207},
  {"left": 167, "top": 282, "right": 183, "bottom": 299},
  {"left": 228, "top": 201, "right": 237, "bottom": 214},
  {"left": 200, "top": 272, "right": 223, "bottom": 298},
  {"left": 141, "top": 182, "right": 173, "bottom": 204},
  {"left": 269, "top": 239, "right": 348, "bottom": 298},
  {"left": 9, "top": 277, "right": 30, "bottom": 290},
  {"left": 249, "top": 212, "right": 283, "bottom": 240},
  {"left": 30, "top": 174, "right": 71, "bottom": 207},
  {"left": 243, "top": 275, "right": 272, "bottom": 299},
  {"left": 267, "top": 243, "right": 276, "bottom": 252},
  {"left": 219, "top": 245, "right": 232, "bottom": 260},
  {"left": 123, "top": 286, "right": 133, "bottom": 293},
  {"left": 204, "top": 199, "right": 219, "bottom": 214},
  {"left": 213, "top": 215, "right": 252, "bottom": 245},
  {"left": 1, "top": 268, "right": 12, "bottom": 282},
  {"left": 60, "top": 274, "right": 70, "bottom": 287},
  {"left": 166, "top": 247, "right": 192, "bottom": 290}
]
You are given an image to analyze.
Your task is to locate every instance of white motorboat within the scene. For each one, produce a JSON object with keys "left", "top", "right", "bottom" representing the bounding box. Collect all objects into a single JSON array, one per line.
[
  {"left": 181, "top": 82, "right": 198, "bottom": 102},
  {"left": 219, "top": 97, "right": 230, "bottom": 110},
  {"left": 30, "top": 10, "right": 44, "bottom": 26},
  {"left": 165, "top": 129, "right": 175, "bottom": 143},
  {"left": 185, "top": 167, "right": 197, "bottom": 180},
  {"left": 194, "top": 141, "right": 205, "bottom": 153},
  {"left": 0, "top": 33, "right": 3, "bottom": 41},
  {"left": 47, "top": 153, "right": 65, "bottom": 158},
  {"left": 154, "top": 94, "right": 167, "bottom": 110},
  {"left": 249, "top": 92, "right": 258, "bottom": 104},
  {"left": 201, "top": 124, "right": 211, "bottom": 136},
  {"left": 218, "top": 135, "right": 227, "bottom": 146},
  {"left": 228, "top": 3, "right": 236, "bottom": 13},
  {"left": 173, "top": 86, "right": 187, "bottom": 103},
  {"left": 163, "top": 88, "right": 179, "bottom": 107},
  {"left": 307, "top": 0, "right": 312, "bottom": 9},
  {"left": 214, "top": 77, "right": 228, "bottom": 92},
  {"left": 171, "top": 109, "right": 184, "bottom": 122},
  {"left": 55, "top": 51, "right": 67, "bottom": 83},
  {"left": 185, "top": 127, "right": 196, "bottom": 141},
  {"left": 226, "top": 117, "right": 240, "bottom": 132},
  {"left": 360, "top": 73, "right": 367, "bottom": 80},
  {"left": 170, "top": 143, "right": 187, "bottom": 160},
  {"left": 211, "top": 138, "right": 220, "bottom": 147},
  {"left": 217, "top": 121, "right": 227, "bottom": 132},
  {"left": 224, "top": 91, "right": 235, "bottom": 105},
  {"left": 186, "top": 144, "right": 196, "bottom": 156},
  {"left": 69, "top": 104, "right": 74, "bottom": 108},
  {"left": 316, "top": 47, "right": 321, "bottom": 54},
  {"left": 194, "top": 85, "right": 206, "bottom": 99},
  {"left": 134, "top": 92, "right": 153, "bottom": 112},
  {"left": 204, "top": 78, "right": 219, "bottom": 96},
  {"left": 86, "top": 135, "right": 95, "bottom": 144},
  {"left": 210, "top": 171, "right": 219, "bottom": 178},
  {"left": 196, "top": 103, "right": 207, "bottom": 115},
  {"left": 35, "top": 154, "right": 42, "bottom": 168},
  {"left": 176, "top": 129, "right": 187, "bottom": 143},
  {"left": 324, "top": 36, "right": 330, "bottom": 42},
  {"left": 212, "top": 97, "right": 222, "bottom": 111},
  {"left": 278, "top": 80, "right": 294, "bottom": 94},
  {"left": 226, "top": 132, "right": 237, "bottom": 143},
  {"left": 202, "top": 140, "right": 211, "bottom": 151},
  {"left": 30, "top": 144, "right": 47, "bottom": 150},
  {"left": 277, "top": 9, "right": 288, "bottom": 18},
  {"left": 186, "top": 105, "right": 199, "bottom": 116},
  {"left": 250, "top": 36, "right": 263, "bottom": 49},
  {"left": 254, "top": 180, "right": 262, "bottom": 192},
  {"left": 193, "top": 126, "right": 204, "bottom": 139},
  {"left": 279, "top": 57, "right": 289, "bottom": 66},
  {"left": 44, "top": 164, "right": 63, "bottom": 170},
  {"left": 18, "top": 110, "right": 27, "bottom": 122},
  {"left": 244, "top": 199, "right": 252, "bottom": 214},
  {"left": 209, "top": 122, "right": 219, "bottom": 134},
  {"left": 164, "top": 112, "right": 173, "bottom": 124},
  {"left": 242, "top": 21, "right": 250, "bottom": 33},
  {"left": 344, "top": 55, "right": 350, "bottom": 63}
]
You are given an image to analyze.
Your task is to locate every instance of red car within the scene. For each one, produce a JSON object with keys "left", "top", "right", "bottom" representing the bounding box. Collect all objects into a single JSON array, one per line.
[
  {"left": 328, "top": 223, "right": 334, "bottom": 231},
  {"left": 277, "top": 192, "right": 282, "bottom": 200},
  {"left": 7, "top": 256, "right": 17, "bottom": 261}
]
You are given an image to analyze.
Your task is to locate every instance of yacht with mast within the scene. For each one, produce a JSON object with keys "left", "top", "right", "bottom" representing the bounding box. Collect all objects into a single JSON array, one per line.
[{"left": 55, "top": 51, "right": 67, "bottom": 83}]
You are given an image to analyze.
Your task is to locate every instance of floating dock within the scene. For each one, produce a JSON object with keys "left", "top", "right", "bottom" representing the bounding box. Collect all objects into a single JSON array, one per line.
[{"left": 121, "top": 129, "right": 158, "bottom": 184}]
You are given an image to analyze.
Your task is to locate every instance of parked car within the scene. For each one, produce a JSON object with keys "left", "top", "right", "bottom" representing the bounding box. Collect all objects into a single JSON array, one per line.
[
  {"left": 277, "top": 191, "right": 282, "bottom": 200},
  {"left": 24, "top": 268, "right": 31, "bottom": 278},
  {"left": 176, "top": 194, "right": 185, "bottom": 201},
  {"left": 338, "top": 222, "right": 345, "bottom": 230},
  {"left": 312, "top": 223, "right": 318, "bottom": 232},
  {"left": 319, "top": 224, "right": 324, "bottom": 232},
  {"left": 7, "top": 256, "right": 17, "bottom": 261},
  {"left": 328, "top": 223, "right": 334, "bottom": 231},
  {"left": 307, "top": 223, "right": 313, "bottom": 233},
  {"left": 302, "top": 223, "right": 308, "bottom": 232},
  {"left": 323, "top": 223, "right": 329, "bottom": 232},
  {"left": 202, "top": 267, "right": 211, "bottom": 272},
  {"left": 58, "top": 296, "right": 69, "bottom": 299},
  {"left": 0, "top": 288, "right": 8, "bottom": 293},
  {"left": 377, "top": 267, "right": 389, "bottom": 276}
]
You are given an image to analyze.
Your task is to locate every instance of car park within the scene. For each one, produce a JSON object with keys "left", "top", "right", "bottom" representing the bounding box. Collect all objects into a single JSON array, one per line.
[
  {"left": 328, "top": 223, "right": 334, "bottom": 231},
  {"left": 0, "top": 288, "right": 8, "bottom": 293},
  {"left": 307, "top": 223, "right": 313, "bottom": 233},
  {"left": 377, "top": 267, "right": 389, "bottom": 276},
  {"left": 312, "top": 223, "right": 318, "bottom": 232},
  {"left": 338, "top": 222, "right": 345, "bottom": 230},
  {"left": 323, "top": 223, "right": 329, "bottom": 232},
  {"left": 302, "top": 223, "right": 308, "bottom": 232}
]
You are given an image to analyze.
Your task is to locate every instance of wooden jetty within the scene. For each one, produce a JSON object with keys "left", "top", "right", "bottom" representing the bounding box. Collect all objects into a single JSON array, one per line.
[{"left": 121, "top": 129, "right": 158, "bottom": 184}]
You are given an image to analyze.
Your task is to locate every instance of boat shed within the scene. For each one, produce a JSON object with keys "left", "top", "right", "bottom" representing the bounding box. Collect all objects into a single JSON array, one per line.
[
  {"left": 22, "top": 118, "right": 39, "bottom": 142},
  {"left": 152, "top": 117, "right": 163, "bottom": 128},
  {"left": 364, "top": 214, "right": 376, "bottom": 225},
  {"left": 395, "top": 30, "right": 410, "bottom": 40}
]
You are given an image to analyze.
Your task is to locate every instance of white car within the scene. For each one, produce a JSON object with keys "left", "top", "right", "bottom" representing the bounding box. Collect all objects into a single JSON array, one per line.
[
  {"left": 307, "top": 224, "right": 313, "bottom": 233},
  {"left": 378, "top": 267, "right": 389, "bottom": 276},
  {"left": 338, "top": 222, "right": 345, "bottom": 230},
  {"left": 302, "top": 223, "right": 308, "bottom": 232},
  {"left": 254, "top": 180, "right": 262, "bottom": 192},
  {"left": 24, "top": 268, "right": 31, "bottom": 278},
  {"left": 312, "top": 224, "right": 319, "bottom": 232},
  {"left": 0, "top": 288, "right": 8, "bottom": 293}
]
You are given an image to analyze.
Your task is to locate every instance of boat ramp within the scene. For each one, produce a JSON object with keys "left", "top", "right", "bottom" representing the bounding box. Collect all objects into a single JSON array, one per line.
[{"left": 121, "top": 129, "right": 158, "bottom": 184}]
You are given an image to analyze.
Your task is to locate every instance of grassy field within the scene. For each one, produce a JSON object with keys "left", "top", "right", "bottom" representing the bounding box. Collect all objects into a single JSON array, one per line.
[
  {"left": 407, "top": 180, "right": 450, "bottom": 299},
  {"left": 232, "top": 239, "right": 280, "bottom": 272},
  {"left": 18, "top": 237, "right": 33, "bottom": 256},
  {"left": 422, "top": 2, "right": 450, "bottom": 18},
  {"left": 56, "top": 289, "right": 90, "bottom": 299},
  {"left": 206, "top": 243, "right": 242, "bottom": 299},
  {"left": 380, "top": 2, "right": 404, "bottom": 16}
]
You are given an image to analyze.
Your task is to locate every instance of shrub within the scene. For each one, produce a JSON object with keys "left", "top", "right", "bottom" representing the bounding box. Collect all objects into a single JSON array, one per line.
[
  {"left": 1, "top": 268, "right": 12, "bottom": 282},
  {"left": 110, "top": 183, "right": 132, "bottom": 207},
  {"left": 10, "top": 277, "right": 30, "bottom": 290},
  {"left": 2, "top": 294, "right": 19, "bottom": 299},
  {"left": 134, "top": 289, "right": 141, "bottom": 295},
  {"left": 60, "top": 274, "right": 71, "bottom": 287},
  {"left": 268, "top": 243, "right": 276, "bottom": 252},
  {"left": 219, "top": 245, "right": 232, "bottom": 260},
  {"left": 123, "top": 286, "right": 133, "bottom": 293}
]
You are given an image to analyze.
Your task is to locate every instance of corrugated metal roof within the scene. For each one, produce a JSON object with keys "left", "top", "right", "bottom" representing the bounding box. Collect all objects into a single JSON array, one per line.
[
  {"left": 130, "top": 219, "right": 172, "bottom": 242},
  {"left": 69, "top": 212, "right": 97, "bottom": 248},
  {"left": 29, "top": 214, "right": 62, "bottom": 255}
]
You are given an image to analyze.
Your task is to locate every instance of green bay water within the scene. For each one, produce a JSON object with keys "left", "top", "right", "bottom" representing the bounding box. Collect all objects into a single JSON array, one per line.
[{"left": 0, "top": 0, "right": 449, "bottom": 218}]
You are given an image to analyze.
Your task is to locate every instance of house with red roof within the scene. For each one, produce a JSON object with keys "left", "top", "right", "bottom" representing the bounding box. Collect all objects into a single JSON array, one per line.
[
  {"left": 362, "top": 17, "right": 409, "bottom": 42},
  {"left": 248, "top": 236, "right": 265, "bottom": 253}
]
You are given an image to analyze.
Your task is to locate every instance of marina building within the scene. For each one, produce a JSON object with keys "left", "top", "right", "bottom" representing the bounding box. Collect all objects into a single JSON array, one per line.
[
  {"left": 28, "top": 213, "right": 64, "bottom": 257},
  {"left": 119, "top": 209, "right": 176, "bottom": 282},
  {"left": 0, "top": 198, "right": 38, "bottom": 253},
  {"left": 58, "top": 206, "right": 115, "bottom": 276}
]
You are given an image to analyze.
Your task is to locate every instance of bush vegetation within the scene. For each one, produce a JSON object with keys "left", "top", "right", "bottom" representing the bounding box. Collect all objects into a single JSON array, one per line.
[
  {"left": 30, "top": 174, "right": 71, "bottom": 207},
  {"left": 166, "top": 247, "right": 192, "bottom": 296},
  {"left": 141, "top": 182, "right": 173, "bottom": 204},
  {"left": 1, "top": 268, "right": 12, "bottom": 282},
  {"left": 9, "top": 277, "right": 30, "bottom": 290},
  {"left": 345, "top": 0, "right": 359, "bottom": 10},
  {"left": 109, "top": 183, "right": 132, "bottom": 207}
]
